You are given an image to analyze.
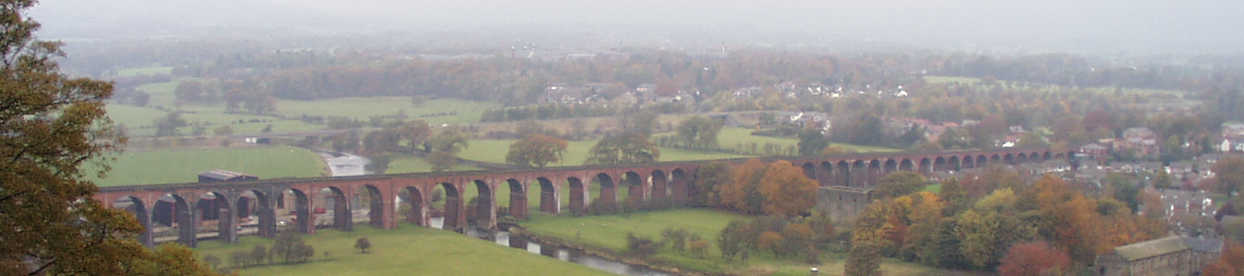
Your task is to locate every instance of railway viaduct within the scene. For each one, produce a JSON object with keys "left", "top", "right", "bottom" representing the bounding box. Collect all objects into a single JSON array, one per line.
[{"left": 95, "top": 147, "right": 1072, "bottom": 247}]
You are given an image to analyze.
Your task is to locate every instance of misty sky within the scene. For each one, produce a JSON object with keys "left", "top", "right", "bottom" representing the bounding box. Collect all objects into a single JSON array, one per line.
[{"left": 29, "top": 0, "right": 1244, "bottom": 54}]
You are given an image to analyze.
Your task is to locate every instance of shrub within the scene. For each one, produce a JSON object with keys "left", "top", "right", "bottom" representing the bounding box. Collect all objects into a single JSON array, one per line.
[
  {"left": 625, "top": 232, "right": 662, "bottom": 258},
  {"left": 355, "top": 237, "right": 372, "bottom": 254}
]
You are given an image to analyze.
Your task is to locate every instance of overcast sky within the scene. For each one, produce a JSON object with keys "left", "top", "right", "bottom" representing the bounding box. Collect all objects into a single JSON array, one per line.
[{"left": 28, "top": 0, "right": 1244, "bottom": 55}]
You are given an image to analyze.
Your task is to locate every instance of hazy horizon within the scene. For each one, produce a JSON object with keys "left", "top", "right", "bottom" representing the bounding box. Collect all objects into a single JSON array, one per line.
[{"left": 30, "top": 0, "right": 1244, "bottom": 55}]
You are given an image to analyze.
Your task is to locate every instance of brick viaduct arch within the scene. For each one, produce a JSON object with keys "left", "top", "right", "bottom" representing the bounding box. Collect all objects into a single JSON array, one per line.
[{"left": 96, "top": 147, "right": 1070, "bottom": 247}]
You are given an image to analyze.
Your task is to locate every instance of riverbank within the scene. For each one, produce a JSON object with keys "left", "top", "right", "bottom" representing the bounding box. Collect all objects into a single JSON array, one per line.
[
  {"left": 193, "top": 225, "right": 611, "bottom": 276},
  {"left": 515, "top": 209, "right": 967, "bottom": 276}
]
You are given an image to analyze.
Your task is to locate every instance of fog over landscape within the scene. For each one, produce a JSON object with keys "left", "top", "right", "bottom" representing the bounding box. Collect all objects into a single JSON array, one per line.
[{"left": 32, "top": 0, "right": 1244, "bottom": 55}]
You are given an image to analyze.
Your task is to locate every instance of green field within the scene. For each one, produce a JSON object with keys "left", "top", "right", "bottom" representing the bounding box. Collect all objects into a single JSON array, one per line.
[
  {"left": 923, "top": 75, "right": 983, "bottom": 85},
  {"left": 388, "top": 155, "right": 480, "bottom": 174},
  {"left": 117, "top": 65, "right": 173, "bottom": 77},
  {"left": 277, "top": 97, "right": 497, "bottom": 126},
  {"left": 111, "top": 84, "right": 497, "bottom": 137},
  {"left": 90, "top": 146, "right": 327, "bottom": 186},
  {"left": 520, "top": 209, "right": 960, "bottom": 275},
  {"left": 667, "top": 127, "right": 900, "bottom": 154},
  {"left": 193, "top": 225, "right": 610, "bottom": 276},
  {"left": 458, "top": 139, "right": 749, "bottom": 166}
]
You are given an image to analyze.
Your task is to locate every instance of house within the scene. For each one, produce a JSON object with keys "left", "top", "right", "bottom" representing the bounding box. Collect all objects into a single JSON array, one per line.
[
  {"left": 1081, "top": 143, "right": 1110, "bottom": 157},
  {"left": 1094, "top": 235, "right": 1222, "bottom": 276},
  {"left": 1117, "top": 127, "right": 1160, "bottom": 157},
  {"left": 1223, "top": 122, "right": 1244, "bottom": 138},
  {"left": 198, "top": 169, "right": 258, "bottom": 183}
]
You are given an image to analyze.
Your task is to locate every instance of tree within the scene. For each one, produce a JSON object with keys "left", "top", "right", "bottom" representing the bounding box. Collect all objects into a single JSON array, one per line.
[
  {"left": 250, "top": 245, "right": 268, "bottom": 266},
  {"left": 365, "top": 154, "right": 392, "bottom": 174},
  {"left": 798, "top": 127, "right": 829, "bottom": 156},
  {"left": 585, "top": 132, "right": 660, "bottom": 165},
  {"left": 1214, "top": 157, "right": 1244, "bottom": 195},
  {"left": 363, "top": 129, "right": 403, "bottom": 154},
  {"left": 717, "top": 220, "right": 751, "bottom": 261},
  {"left": 758, "top": 160, "right": 819, "bottom": 217},
  {"left": 691, "top": 162, "right": 730, "bottom": 207},
  {"left": 845, "top": 240, "right": 882, "bottom": 276},
  {"left": 676, "top": 116, "right": 723, "bottom": 148},
  {"left": 154, "top": 112, "right": 188, "bottom": 136},
  {"left": 272, "top": 231, "right": 311, "bottom": 264},
  {"left": 506, "top": 134, "right": 568, "bottom": 168},
  {"left": 997, "top": 241, "right": 1071, "bottom": 276},
  {"left": 877, "top": 171, "right": 927, "bottom": 198},
  {"left": 400, "top": 120, "right": 431, "bottom": 153},
  {"left": 722, "top": 159, "right": 767, "bottom": 214},
  {"left": 0, "top": 2, "right": 214, "bottom": 274},
  {"left": 213, "top": 125, "right": 233, "bottom": 136},
  {"left": 355, "top": 237, "right": 372, "bottom": 254},
  {"left": 427, "top": 127, "right": 468, "bottom": 171}
]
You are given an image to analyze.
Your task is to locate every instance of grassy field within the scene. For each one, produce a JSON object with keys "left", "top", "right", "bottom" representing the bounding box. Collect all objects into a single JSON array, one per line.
[
  {"left": 458, "top": 139, "right": 749, "bottom": 166},
  {"left": 387, "top": 155, "right": 480, "bottom": 174},
  {"left": 90, "top": 146, "right": 327, "bottom": 186},
  {"left": 277, "top": 97, "right": 497, "bottom": 126},
  {"left": 193, "top": 225, "right": 610, "bottom": 276},
  {"left": 116, "top": 65, "right": 173, "bottom": 77},
  {"left": 669, "top": 127, "right": 900, "bottom": 154},
  {"left": 520, "top": 209, "right": 960, "bottom": 275},
  {"left": 109, "top": 88, "right": 495, "bottom": 137}
]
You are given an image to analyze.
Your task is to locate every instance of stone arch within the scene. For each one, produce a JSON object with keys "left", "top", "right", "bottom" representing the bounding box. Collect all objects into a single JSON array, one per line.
[
  {"left": 113, "top": 195, "right": 153, "bottom": 246},
  {"left": 316, "top": 186, "right": 351, "bottom": 231},
  {"left": 355, "top": 185, "right": 384, "bottom": 228},
  {"left": 594, "top": 173, "right": 616, "bottom": 206},
  {"left": 196, "top": 191, "right": 235, "bottom": 243},
  {"left": 990, "top": 154, "right": 1001, "bottom": 163},
  {"left": 853, "top": 160, "right": 869, "bottom": 187},
  {"left": 1043, "top": 151, "right": 1052, "bottom": 160},
  {"left": 439, "top": 182, "right": 461, "bottom": 231},
  {"left": 977, "top": 155, "right": 988, "bottom": 167},
  {"left": 534, "top": 177, "right": 556, "bottom": 215},
  {"left": 868, "top": 160, "right": 882, "bottom": 187},
  {"left": 623, "top": 171, "right": 646, "bottom": 206},
  {"left": 1017, "top": 153, "right": 1028, "bottom": 163},
  {"left": 1004, "top": 153, "right": 1015, "bottom": 164},
  {"left": 277, "top": 188, "right": 311, "bottom": 234},
  {"left": 934, "top": 157, "right": 947, "bottom": 172},
  {"left": 567, "top": 177, "right": 587, "bottom": 215},
  {"left": 471, "top": 180, "right": 496, "bottom": 229},
  {"left": 670, "top": 169, "right": 689, "bottom": 205},
  {"left": 399, "top": 186, "right": 425, "bottom": 226},
  {"left": 884, "top": 159, "right": 898, "bottom": 174},
  {"left": 819, "top": 161, "right": 835, "bottom": 186},
  {"left": 957, "top": 155, "right": 970, "bottom": 169},
  {"left": 915, "top": 158, "right": 928, "bottom": 173},
  {"left": 837, "top": 160, "right": 852, "bottom": 187},
  {"left": 651, "top": 170, "right": 669, "bottom": 200},
  {"left": 503, "top": 179, "right": 525, "bottom": 217},
  {"left": 237, "top": 189, "right": 274, "bottom": 238},
  {"left": 801, "top": 162, "right": 817, "bottom": 180},
  {"left": 153, "top": 193, "right": 195, "bottom": 246}
]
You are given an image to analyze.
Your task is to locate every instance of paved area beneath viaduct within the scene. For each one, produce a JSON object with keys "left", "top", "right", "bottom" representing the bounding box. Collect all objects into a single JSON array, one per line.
[{"left": 96, "top": 147, "right": 1070, "bottom": 247}]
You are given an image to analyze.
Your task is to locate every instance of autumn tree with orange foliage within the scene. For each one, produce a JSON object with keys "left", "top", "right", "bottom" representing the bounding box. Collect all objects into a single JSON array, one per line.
[
  {"left": 720, "top": 159, "right": 767, "bottom": 214},
  {"left": 1032, "top": 174, "right": 1104, "bottom": 263},
  {"left": 1202, "top": 240, "right": 1244, "bottom": 276},
  {"left": 758, "top": 160, "right": 819, "bottom": 217},
  {"left": 997, "top": 241, "right": 1071, "bottom": 276}
]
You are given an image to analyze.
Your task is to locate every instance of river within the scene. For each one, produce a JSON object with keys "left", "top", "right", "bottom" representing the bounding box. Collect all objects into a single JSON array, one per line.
[{"left": 428, "top": 217, "right": 670, "bottom": 276}]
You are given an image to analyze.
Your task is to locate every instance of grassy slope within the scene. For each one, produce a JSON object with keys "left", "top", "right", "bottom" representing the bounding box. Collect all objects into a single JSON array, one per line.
[
  {"left": 90, "top": 146, "right": 326, "bottom": 186},
  {"left": 521, "top": 209, "right": 957, "bottom": 275},
  {"left": 194, "top": 225, "right": 610, "bottom": 276},
  {"left": 277, "top": 97, "right": 497, "bottom": 126}
]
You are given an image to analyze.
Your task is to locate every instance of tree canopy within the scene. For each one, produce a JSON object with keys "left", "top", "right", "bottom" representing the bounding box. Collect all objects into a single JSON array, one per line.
[{"left": 0, "top": 1, "right": 216, "bottom": 274}]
